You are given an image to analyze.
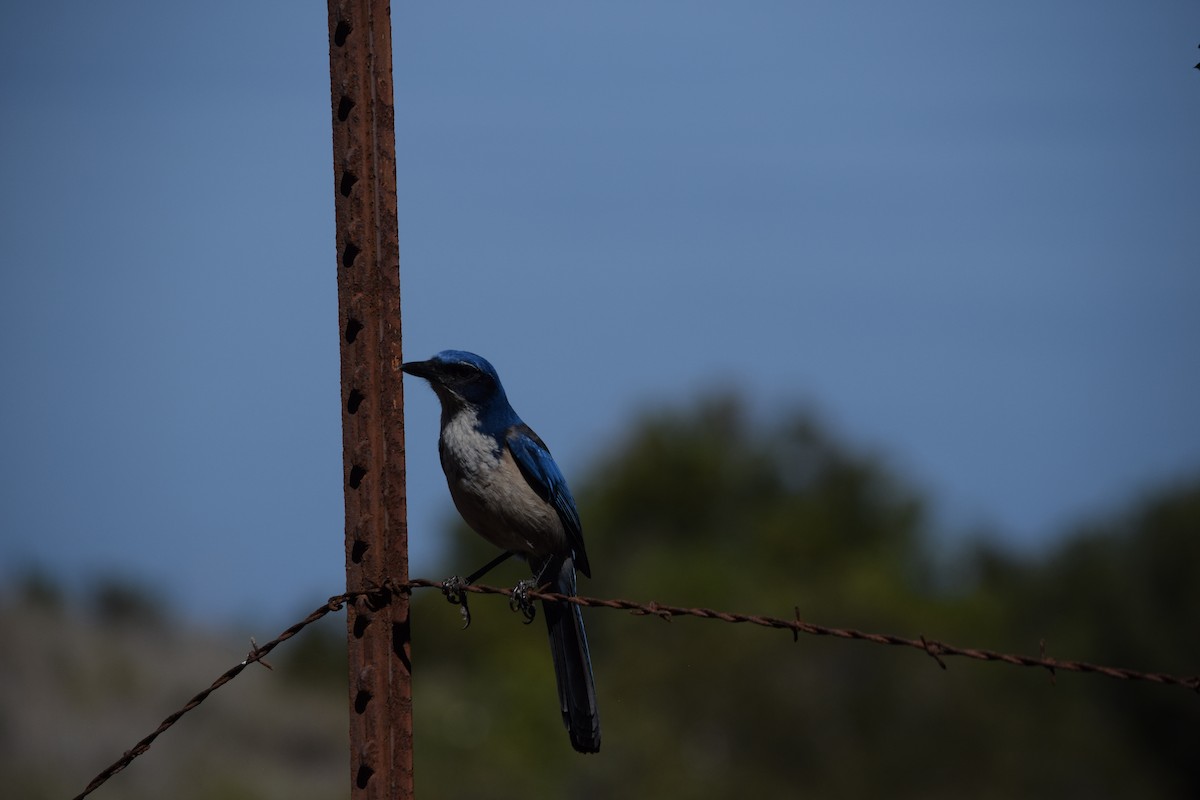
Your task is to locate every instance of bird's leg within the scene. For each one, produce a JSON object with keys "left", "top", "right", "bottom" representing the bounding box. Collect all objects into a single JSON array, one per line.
[
  {"left": 464, "top": 550, "right": 517, "bottom": 585},
  {"left": 441, "top": 550, "right": 517, "bottom": 629},
  {"left": 529, "top": 556, "right": 557, "bottom": 589}
]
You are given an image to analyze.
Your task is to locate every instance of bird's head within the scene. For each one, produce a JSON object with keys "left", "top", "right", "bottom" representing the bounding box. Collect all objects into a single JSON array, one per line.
[{"left": 401, "top": 350, "right": 508, "bottom": 411}]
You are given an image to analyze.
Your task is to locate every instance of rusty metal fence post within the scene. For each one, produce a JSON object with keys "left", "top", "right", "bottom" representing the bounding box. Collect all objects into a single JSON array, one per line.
[{"left": 327, "top": 2, "right": 413, "bottom": 799}]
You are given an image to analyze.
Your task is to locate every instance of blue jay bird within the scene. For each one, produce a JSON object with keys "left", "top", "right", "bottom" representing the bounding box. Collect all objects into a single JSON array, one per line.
[{"left": 401, "top": 350, "right": 601, "bottom": 754}]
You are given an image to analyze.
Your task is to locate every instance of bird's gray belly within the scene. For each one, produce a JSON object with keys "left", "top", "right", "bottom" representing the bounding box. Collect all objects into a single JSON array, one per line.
[{"left": 442, "top": 444, "right": 566, "bottom": 558}]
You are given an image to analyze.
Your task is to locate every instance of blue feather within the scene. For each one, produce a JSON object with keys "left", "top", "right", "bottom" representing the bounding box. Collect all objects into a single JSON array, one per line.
[{"left": 506, "top": 423, "right": 590, "bottom": 577}]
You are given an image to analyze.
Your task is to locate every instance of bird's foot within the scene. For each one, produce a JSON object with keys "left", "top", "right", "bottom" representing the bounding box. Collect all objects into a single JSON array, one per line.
[
  {"left": 441, "top": 576, "right": 472, "bottom": 629},
  {"left": 509, "top": 579, "right": 537, "bottom": 625}
]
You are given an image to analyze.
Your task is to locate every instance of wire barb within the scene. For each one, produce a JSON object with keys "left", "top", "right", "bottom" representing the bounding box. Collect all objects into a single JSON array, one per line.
[
  {"left": 629, "top": 600, "right": 673, "bottom": 622},
  {"left": 245, "top": 637, "right": 273, "bottom": 670},
  {"left": 1040, "top": 639, "right": 1057, "bottom": 686},
  {"left": 920, "top": 635, "right": 948, "bottom": 671}
]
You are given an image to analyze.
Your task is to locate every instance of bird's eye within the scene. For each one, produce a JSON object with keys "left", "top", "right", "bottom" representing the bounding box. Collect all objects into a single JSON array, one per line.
[{"left": 449, "top": 362, "right": 479, "bottom": 379}]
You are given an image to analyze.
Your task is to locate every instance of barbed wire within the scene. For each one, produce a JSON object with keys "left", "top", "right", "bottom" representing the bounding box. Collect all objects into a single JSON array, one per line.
[
  {"left": 73, "top": 577, "right": 1200, "bottom": 800},
  {"left": 413, "top": 579, "right": 1200, "bottom": 690}
]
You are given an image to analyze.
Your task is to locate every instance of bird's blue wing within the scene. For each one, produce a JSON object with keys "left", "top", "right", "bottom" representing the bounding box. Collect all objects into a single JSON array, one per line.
[{"left": 506, "top": 424, "right": 591, "bottom": 577}]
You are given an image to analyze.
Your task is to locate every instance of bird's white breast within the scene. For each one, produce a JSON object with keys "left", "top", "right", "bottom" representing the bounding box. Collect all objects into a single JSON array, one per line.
[
  {"left": 438, "top": 409, "right": 565, "bottom": 557},
  {"left": 440, "top": 409, "right": 503, "bottom": 478}
]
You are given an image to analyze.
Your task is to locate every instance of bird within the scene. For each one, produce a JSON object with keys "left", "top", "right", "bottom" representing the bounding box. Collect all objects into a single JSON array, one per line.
[{"left": 401, "top": 349, "right": 601, "bottom": 754}]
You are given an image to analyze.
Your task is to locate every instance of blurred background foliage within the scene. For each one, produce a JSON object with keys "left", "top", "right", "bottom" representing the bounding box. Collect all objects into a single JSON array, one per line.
[{"left": 3, "top": 394, "right": 1197, "bottom": 799}]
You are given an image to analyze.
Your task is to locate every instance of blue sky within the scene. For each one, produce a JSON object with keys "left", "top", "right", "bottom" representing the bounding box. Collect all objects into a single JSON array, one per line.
[{"left": 2, "top": 2, "right": 1198, "bottom": 624}]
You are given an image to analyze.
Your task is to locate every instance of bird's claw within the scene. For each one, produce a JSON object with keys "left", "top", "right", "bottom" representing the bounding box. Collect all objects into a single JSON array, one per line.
[
  {"left": 441, "top": 576, "right": 472, "bottom": 629},
  {"left": 509, "top": 579, "right": 537, "bottom": 625}
]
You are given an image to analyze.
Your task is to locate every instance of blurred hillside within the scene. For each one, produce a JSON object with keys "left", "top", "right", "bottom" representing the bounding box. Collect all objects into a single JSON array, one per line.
[
  {"left": 4, "top": 396, "right": 1198, "bottom": 799},
  {"left": 0, "top": 577, "right": 348, "bottom": 800}
]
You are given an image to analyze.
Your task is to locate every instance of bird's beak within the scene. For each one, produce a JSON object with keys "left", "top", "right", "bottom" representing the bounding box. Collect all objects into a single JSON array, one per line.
[{"left": 400, "top": 360, "right": 437, "bottom": 380}]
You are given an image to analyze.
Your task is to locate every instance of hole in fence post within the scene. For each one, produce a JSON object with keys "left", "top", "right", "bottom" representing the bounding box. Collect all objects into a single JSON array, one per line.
[{"left": 393, "top": 618, "right": 412, "bottom": 671}]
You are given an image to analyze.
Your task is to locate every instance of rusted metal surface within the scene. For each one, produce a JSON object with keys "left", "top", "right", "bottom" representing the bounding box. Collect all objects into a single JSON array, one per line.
[{"left": 327, "top": 1, "right": 412, "bottom": 798}]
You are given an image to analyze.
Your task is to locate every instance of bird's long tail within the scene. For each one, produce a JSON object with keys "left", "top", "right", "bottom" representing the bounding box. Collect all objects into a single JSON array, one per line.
[{"left": 540, "top": 555, "right": 601, "bottom": 753}]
